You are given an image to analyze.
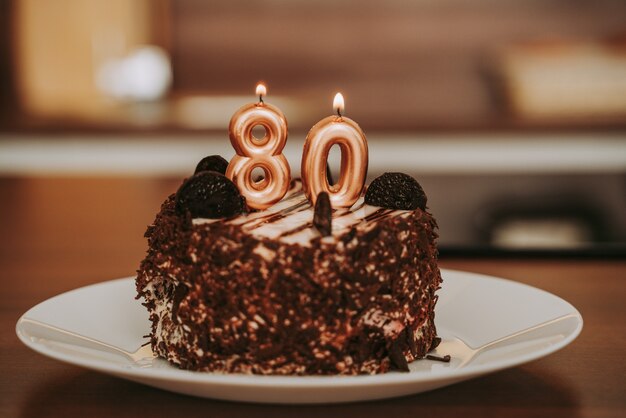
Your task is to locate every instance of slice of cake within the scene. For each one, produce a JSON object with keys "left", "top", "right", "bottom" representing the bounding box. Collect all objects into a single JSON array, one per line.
[{"left": 136, "top": 164, "right": 442, "bottom": 375}]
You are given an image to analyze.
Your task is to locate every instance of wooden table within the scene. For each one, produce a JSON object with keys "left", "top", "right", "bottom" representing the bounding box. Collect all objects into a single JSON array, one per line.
[{"left": 1, "top": 177, "right": 624, "bottom": 418}]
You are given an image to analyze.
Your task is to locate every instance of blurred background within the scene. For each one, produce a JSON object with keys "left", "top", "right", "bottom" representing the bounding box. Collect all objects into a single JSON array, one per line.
[{"left": 1, "top": 0, "right": 626, "bottom": 258}]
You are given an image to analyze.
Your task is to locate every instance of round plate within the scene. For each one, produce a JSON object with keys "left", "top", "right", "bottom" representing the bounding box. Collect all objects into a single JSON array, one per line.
[{"left": 16, "top": 269, "right": 582, "bottom": 404}]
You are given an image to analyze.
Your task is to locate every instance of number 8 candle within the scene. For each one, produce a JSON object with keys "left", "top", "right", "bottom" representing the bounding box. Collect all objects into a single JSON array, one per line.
[
  {"left": 301, "top": 93, "right": 368, "bottom": 207},
  {"left": 226, "top": 83, "right": 291, "bottom": 210}
]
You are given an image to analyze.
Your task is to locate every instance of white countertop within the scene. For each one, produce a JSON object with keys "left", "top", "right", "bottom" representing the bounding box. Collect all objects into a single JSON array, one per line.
[{"left": 1, "top": 133, "right": 625, "bottom": 176}]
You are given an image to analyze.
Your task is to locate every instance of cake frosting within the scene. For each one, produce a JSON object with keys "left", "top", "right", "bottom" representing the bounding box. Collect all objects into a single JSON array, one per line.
[
  {"left": 136, "top": 178, "right": 442, "bottom": 375},
  {"left": 196, "top": 181, "right": 414, "bottom": 245}
]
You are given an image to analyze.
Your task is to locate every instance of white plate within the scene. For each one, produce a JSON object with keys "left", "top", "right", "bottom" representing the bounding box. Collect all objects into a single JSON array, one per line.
[{"left": 16, "top": 269, "right": 582, "bottom": 404}]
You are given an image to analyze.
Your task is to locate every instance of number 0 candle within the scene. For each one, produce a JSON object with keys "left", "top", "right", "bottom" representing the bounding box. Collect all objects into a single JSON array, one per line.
[
  {"left": 301, "top": 93, "right": 368, "bottom": 208},
  {"left": 226, "top": 83, "right": 291, "bottom": 210}
]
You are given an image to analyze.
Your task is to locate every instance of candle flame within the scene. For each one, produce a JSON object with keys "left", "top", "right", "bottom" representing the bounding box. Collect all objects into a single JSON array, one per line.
[
  {"left": 256, "top": 83, "right": 267, "bottom": 99},
  {"left": 333, "top": 93, "right": 344, "bottom": 116}
]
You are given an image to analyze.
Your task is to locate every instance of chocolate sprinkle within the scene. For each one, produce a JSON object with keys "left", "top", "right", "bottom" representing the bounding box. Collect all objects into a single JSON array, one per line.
[
  {"left": 194, "top": 155, "right": 229, "bottom": 175},
  {"left": 389, "top": 336, "right": 410, "bottom": 372},
  {"left": 365, "top": 172, "right": 427, "bottom": 210},
  {"left": 175, "top": 171, "right": 245, "bottom": 218},
  {"left": 426, "top": 354, "right": 451, "bottom": 363},
  {"left": 313, "top": 192, "right": 332, "bottom": 236},
  {"left": 429, "top": 336, "right": 442, "bottom": 351}
]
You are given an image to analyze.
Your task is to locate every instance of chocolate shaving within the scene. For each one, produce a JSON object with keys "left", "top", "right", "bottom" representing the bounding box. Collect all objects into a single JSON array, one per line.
[
  {"left": 389, "top": 339, "right": 410, "bottom": 372},
  {"left": 408, "top": 330, "right": 418, "bottom": 353},
  {"left": 426, "top": 354, "right": 451, "bottom": 363},
  {"left": 171, "top": 283, "right": 189, "bottom": 324},
  {"left": 429, "top": 336, "right": 442, "bottom": 351},
  {"left": 313, "top": 192, "right": 332, "bottom": 236}
]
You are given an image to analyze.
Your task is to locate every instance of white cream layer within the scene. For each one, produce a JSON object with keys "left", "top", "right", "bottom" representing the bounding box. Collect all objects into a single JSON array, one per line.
[{"left": 193, "top": 180, "right": 409, "bottom": 245}]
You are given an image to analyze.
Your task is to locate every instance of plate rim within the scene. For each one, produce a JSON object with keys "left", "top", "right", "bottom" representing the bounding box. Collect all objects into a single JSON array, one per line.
[{"left": 16, "top": 268, "right": 583, "bottom": 388}]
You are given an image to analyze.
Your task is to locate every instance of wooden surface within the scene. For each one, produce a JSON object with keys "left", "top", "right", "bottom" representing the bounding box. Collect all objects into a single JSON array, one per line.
[
  {"left": 5, "top": 1, "right": 626, "bottom": 132},
  {"left": 170, "top": 0, "right": 626, "bottom": 130},
  {"left": 1, "top": 176, "right": 625, "bottom": 418}
]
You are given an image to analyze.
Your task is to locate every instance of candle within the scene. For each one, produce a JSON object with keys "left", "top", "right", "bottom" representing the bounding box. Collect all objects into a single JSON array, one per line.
[
  {"left": 301, "top": 93, "right": 368, "bottom": 207},
  {"left": 226, "top": 83, "right": 291, "bottom": 210}
]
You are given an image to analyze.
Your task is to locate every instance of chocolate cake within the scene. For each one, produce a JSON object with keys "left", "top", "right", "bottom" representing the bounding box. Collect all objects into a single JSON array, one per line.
[{"left": 136, "top": 171, "right": 442, "bottom": 375}]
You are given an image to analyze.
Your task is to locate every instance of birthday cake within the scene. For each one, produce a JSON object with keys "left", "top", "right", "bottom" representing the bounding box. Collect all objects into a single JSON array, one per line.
[{"left": 136, "top": 161, "right": 442, "bottom": 375}]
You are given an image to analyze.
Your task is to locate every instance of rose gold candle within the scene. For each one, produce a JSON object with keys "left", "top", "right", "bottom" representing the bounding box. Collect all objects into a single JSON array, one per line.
[
  {"left": 226, "top": 83, "right": 291, "bottom": 210},
  {"left": 301, "top": 93, "right": 368, "bottom": 208}
]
